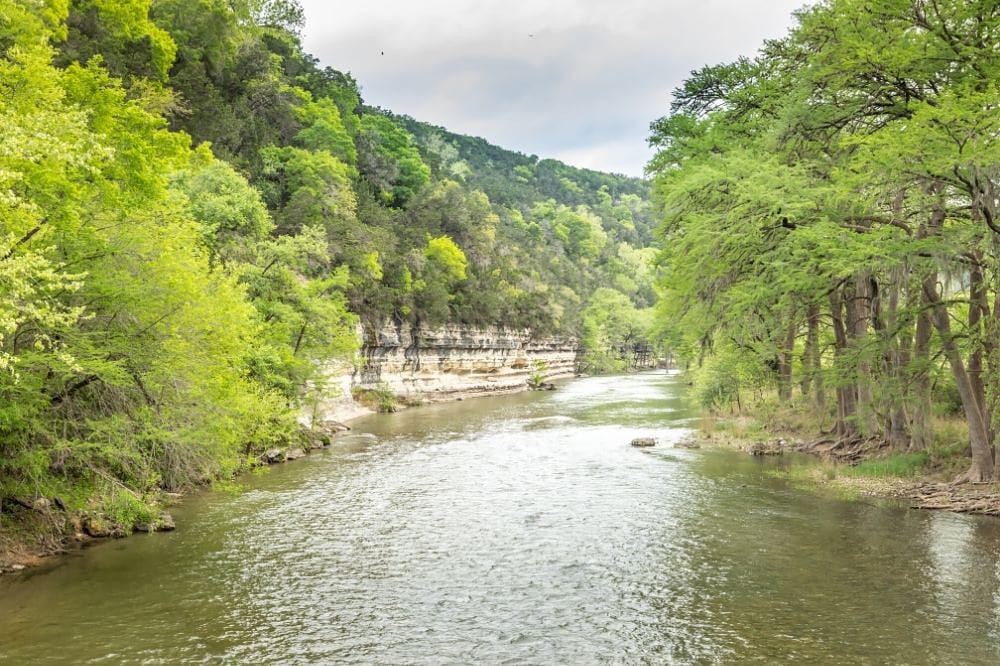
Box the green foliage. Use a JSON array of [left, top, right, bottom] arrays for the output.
[[98, 486, 156, 532], [168, 151, 273, 263], [689, 345, 764, 412], [358, 113, 430, 206], [423, 236, 467, 281], [578, 288, 652, 373], [0, 4, 356, 521], [294, 95, 356, 165], [647, 0, 1000, 478]]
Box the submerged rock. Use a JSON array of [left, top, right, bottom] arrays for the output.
[[630, 437, 657, 448], [674, 438, 701, 449]]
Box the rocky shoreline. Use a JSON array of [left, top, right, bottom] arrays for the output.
[[683, 430, 1000, 519], [0, 417, 358, 577]]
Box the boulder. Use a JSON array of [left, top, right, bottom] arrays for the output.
[[157, 512, 176, 531], [285, 447, 307, 461], [134, 512, 175, 533], [317, 419, 351, 434], [299, 427, 329, 450], [264, 448, 286, 464], [82, 515, 113, 538], [630, 437, 657, 448]]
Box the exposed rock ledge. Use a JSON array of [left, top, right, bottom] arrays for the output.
[[310, 323, 580, 424]]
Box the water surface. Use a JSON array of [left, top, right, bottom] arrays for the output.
[[3, 373, 1000, 664]]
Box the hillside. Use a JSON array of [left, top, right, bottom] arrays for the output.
[[387, 110, 651, 225]]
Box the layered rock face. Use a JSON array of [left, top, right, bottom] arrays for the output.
[[356, 323, 579, 400]]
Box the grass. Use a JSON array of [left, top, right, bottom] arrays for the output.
[[841, 452, 930, 478]]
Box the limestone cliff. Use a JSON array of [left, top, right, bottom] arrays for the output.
[[357, 323, 579, 398], [313, 324, 580, 423]]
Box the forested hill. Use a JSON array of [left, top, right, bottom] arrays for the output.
[[0, 0, 655, 527], [386, 110, 651, 221]]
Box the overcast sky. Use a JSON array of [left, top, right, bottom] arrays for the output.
[[299, 1, 806, 177]]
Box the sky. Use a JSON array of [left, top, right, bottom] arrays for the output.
[[298, 1, 806, 177]]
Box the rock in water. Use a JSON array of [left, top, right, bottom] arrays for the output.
[[135, 511, 176, 533], [157, 512, 176, 531], [630, 437, 657, 448], [285, 447, 307, 461], [264, 448, 286, 464], [317, 419, 351, 434]]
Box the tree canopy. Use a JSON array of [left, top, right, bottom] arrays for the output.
[[648, 0, 1000, 481]]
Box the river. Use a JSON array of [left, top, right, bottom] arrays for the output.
[[2, 372, 1000, 664]]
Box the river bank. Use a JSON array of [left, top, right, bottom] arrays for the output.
[[2, 323, 587, 576], [690, 407, 1000, 518], [0, 351, 581, 577]]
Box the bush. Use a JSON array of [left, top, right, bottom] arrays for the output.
[[352, 382, 397, 413], [527, 360, 548, 388]]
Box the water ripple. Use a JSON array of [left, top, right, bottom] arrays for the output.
[[2, 373, 1000, 664]]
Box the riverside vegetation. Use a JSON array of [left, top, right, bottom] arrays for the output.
[[0, 0, 659, 558], [648, 0, 1000, 501]]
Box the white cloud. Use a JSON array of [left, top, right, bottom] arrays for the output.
[[299, 0, 807, 176]]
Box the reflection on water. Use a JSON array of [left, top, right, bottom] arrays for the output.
[[2, 373, 1000, 664]]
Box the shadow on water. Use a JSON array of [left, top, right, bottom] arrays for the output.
[[1, 371, 1000, 664]]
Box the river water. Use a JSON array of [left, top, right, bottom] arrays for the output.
[[3, 373, 1000, 664]]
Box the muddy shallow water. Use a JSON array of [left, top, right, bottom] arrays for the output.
[[3, 373, 1000, 664]]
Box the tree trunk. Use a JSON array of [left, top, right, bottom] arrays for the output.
[[909, 296, 934, 451], [879, 268, 910, 451], [777, 314, 796, 403], [925, 275, 993, 481], [808, 304, 825, 412], [968, 256, 989, 427], [848, 272, 878, 435], [829, 286, 857, 438]]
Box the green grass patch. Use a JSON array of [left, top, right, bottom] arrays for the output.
[[842, 452, 930, 478]]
